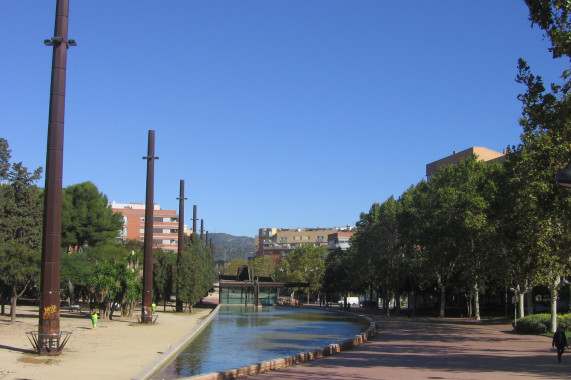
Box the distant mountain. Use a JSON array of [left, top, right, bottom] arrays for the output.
[[209, 233, 255, 262]]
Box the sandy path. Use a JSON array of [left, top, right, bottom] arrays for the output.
[[0, 304, 213, 380]]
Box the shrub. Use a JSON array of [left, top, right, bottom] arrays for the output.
[[514, 313, 571, 334], [558, 314, 571, 331], [514, 314, 550, 334]]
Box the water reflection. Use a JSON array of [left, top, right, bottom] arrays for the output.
[[156, 306, 367, 379]]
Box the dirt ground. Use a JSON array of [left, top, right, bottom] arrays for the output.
[[0, 302, 213, 380]]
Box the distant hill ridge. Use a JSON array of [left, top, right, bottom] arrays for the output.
[[209, 233, 255, 262]]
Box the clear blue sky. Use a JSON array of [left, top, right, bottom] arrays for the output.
[[1, 1, 568, 238]]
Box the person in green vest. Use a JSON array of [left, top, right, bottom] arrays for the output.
[[91, 312, 98, 329], [151, 302, 156, 314]]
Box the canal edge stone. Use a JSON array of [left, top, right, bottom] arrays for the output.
[[133, 305, 221, 380]]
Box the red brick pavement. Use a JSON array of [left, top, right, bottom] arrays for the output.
[[247, 314, 570, 379]]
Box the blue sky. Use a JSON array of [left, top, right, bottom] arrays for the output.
[[2, 1, 568, 238]]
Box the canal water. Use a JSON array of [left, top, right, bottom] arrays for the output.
[[155, 306, 369, 379]]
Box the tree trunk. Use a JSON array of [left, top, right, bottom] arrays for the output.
[[550, 275, 560, 333], [307, 292, 310, 304], [526, 292, 533, 316], [437, 274, 445, 318], [473, 282, 480, 321], [10, 291, 17, 324], [10, 281, 31, 324], [466, 294, 472, 317], [518, 293, 525, 319], [384, 295, 390, 317], [67, 280, 75, 305]]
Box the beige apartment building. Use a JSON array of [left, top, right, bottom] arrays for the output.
[[257, 226, 354, 260], [426, 147, 506, 178], [110, 202, 181, 252]]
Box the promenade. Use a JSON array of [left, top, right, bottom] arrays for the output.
[[248, 314, 570, 380]]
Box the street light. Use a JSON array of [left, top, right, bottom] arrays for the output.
[[555, 166, 571, 312]]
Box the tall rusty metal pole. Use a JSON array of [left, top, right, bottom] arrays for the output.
[[176, 180, 186, 312], [205, 231, 209, 247], [142, 130, 158, 323], [36, 0, 74, 356], [200, 219, 204, 241], [192, 205, 197, 235]]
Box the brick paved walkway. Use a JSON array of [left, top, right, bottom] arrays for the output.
[[247, 315, 570, 379]]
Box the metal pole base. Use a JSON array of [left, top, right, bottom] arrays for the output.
[[26, 331, 72, 356]]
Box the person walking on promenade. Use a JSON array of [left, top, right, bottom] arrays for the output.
[[552, 326, 568, 363]]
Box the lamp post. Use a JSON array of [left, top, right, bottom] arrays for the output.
[[29, 0, 75, 355], [176, 180, 187, 312], [556, 166, 571, 311], [142, 130, 158, 323]]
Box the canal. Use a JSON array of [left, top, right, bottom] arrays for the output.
[[154, 306, 369, 379]]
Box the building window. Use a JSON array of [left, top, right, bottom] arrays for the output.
[[316, 236, 324, 242], [280, 237, 287, 242]]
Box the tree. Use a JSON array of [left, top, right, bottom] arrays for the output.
[[277, 245, 327, 303], [176, 235, 215, 313], [224, 258, 248, 276], [61, 181, 123, 249], [154, 249, 176, 311], [0, 139, 43, 323], [86, 261, 122, 319], [352, 197, 411, 315], [322, 248, 353, 304], [251, 255, 276, 277], [0, 138, 11, 179], [502, 0, 571, 331]]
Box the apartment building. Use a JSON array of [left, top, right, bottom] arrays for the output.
[[257, 226, 354, 260], [110, 202, 180, 252], [426, 147, 506, 178], [326, 232, 354, 251]]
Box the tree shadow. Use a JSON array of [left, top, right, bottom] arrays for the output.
[[0, 344, 35, 354]]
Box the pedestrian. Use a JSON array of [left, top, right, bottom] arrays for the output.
[[552, 326, 568, 363], [152, 302, 156, 314], [91, 312, 98, 329]]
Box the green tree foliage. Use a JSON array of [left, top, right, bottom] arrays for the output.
[[251, 255, 276, 277], [276, 245, 327, 303], [176, 234, 215, 312], [86, 261, 122, 318], [351, 197, 409, 315], [61, 242, 143, 319], [322, 248, 353, 303], [224, 258, 248, 276], [497, 0, 571, 331], [154, 249, 176, 311], [0, 138, 43, 323], [61, 181, 123, 248]]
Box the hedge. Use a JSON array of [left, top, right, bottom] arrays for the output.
[[514, 313, 571, 334]]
